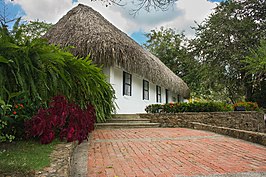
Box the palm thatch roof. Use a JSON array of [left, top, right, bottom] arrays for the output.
[[44, 4, 190, 98]]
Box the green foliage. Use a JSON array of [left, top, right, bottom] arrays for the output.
[[242, 40, 266, 107], [0, 19, 115, 125], [0, 94, 44, 143], [145, 104, 163, 113], [144, 1, 266, 103], [0, 99, 15, 142], [145, 102, 233, 113], [190, 0, 266, 102], [19, 21, 53, 41], [145, 27, 187, 73], [244, 40, 266, 76]]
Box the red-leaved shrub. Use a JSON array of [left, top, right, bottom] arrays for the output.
[[25, 96, 95, 144]]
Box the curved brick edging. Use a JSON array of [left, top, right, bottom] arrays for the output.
[[35, 142, 77, 177], [139, 112, 266, 145]]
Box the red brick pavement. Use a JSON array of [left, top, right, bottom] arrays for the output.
[[87, 128, 266, 177]]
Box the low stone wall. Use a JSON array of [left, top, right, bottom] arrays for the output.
[[139, 112, 266, 146], [139, 112, 266, 133], [191, 122, 266, 146]]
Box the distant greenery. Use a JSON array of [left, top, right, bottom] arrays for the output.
[[190, 0, 266, 103], [0, 139, 59, 174], [145, 0, 266, 106], [144, 28, 203, 96], [243, 40, 266, 107], [19, 21, 53, 40]]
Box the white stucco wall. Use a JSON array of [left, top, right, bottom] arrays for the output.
[[103, 66, 183, 114]]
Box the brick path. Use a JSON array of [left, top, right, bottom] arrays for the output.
[[87, 128, 266, 177]]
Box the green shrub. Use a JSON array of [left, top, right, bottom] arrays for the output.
[[0, 94, 44, 142], [0, 99, 15, 142], [145, 102, 233, 113], [145, 104, 163, 113]]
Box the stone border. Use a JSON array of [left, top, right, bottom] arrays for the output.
[[35, 142, 77, 177], [70, 135, 92, 177], [190, 122, 266, 146], [139, 112, 266, 146], [139, 112, 266, 133]]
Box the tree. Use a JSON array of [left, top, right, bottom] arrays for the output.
[[190, 0, 266, 102], [243, 40, 266, 107], [244, 40, 266, 82], [144, 27, 204, 97], [19, 21, 52, 40]]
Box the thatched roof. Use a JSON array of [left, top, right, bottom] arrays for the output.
[[44, 4, 190, 98]]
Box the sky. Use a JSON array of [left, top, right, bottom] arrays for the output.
[[1, 0, 224, 45]]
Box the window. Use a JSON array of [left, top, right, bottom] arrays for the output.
[[156, 86, 161, 103], [143, 80, 149, 100], [123, 71, 132, 96], [165, 89, 169, 103]]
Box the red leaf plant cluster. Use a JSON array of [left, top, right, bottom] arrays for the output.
[[25, 96, 95, 144]]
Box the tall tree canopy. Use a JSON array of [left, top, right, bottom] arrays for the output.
[[144, 28, 204, 97], [243, 40, 266, 107], [190, 0, 266, 102]]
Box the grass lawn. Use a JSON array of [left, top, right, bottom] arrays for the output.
[[0, 139, 59, 175]]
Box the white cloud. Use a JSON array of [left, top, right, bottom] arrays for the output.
[[159, 0, 217, 38], [11, 0, 73, 23], [77, 0, 218, 37], [177, 0, 216, 23], [10, 0, 219, 37]]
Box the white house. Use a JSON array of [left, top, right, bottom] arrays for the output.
[[45, 4, 190, 114]]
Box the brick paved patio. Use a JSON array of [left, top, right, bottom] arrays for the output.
[[87, 128, 266, 177]]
